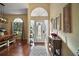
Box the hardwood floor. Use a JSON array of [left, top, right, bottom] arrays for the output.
[[0, 40, 30, 56]]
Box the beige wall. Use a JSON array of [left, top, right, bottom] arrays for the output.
[[50, 3, 79, 55], [4, 14, 28, 40]]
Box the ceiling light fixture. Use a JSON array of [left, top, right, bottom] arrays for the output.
[[0, 3, 7, 23]]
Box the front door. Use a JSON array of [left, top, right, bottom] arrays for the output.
[[30, 20, 48, 43]]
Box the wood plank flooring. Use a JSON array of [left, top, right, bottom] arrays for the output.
[[0, 40, 30, 56]]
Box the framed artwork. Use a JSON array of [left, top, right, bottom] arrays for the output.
[[63, 3, 72, 33], [55, 17, 57, 29], [51, 14, 61, 31], [51, 18, 54, 31], [57, 13, 61, 30], [51, 17, 57, 30]]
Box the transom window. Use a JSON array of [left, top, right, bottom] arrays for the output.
[[31, 7, 48, 16]]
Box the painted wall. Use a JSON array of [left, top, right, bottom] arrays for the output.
[[50, 3, 79, 55], [4, 14, 28, 41]]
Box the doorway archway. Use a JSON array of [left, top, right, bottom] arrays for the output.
[[12, 17, 23, 40], [30, 7, 48, 43]]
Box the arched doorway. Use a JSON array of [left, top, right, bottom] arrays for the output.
[[12, 17, 23, 41], [30, 7, 48, 44]]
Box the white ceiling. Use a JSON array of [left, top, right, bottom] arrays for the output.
[[3, 3, 28, 14]]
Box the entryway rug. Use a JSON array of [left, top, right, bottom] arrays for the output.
[[29, 46, 48, 56]]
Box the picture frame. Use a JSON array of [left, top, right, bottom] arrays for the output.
[[51, 17, 57, 30], [63, 3, 72, 33], [51, 14, 61, 31], [57, 13, 61, 30]]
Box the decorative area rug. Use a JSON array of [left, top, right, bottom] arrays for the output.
[[29, 46, 48, 56]]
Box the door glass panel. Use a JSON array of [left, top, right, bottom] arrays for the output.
[[30, 20, 48, 42]]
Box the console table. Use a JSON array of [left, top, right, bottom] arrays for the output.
[[48, 35, 62, 56]]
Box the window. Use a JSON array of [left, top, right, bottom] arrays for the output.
[[31, 7, 48, 16]]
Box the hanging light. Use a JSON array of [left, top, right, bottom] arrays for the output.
[[0, 3, 7, 23]]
